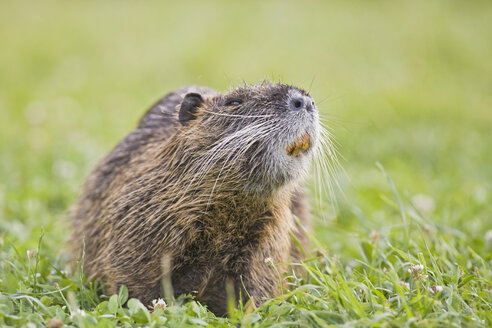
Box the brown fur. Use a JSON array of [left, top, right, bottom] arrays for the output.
[[71, 83, 316, 316]]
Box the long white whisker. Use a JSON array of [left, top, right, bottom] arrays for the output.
[[202, 110, 274, 118]]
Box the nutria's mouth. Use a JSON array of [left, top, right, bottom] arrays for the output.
[[286, 132, 310, 157]]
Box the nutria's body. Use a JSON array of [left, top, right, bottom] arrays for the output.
[[71, 83, 319, 315]]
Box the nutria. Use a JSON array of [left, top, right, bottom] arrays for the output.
[[71, 82, 322, 316]]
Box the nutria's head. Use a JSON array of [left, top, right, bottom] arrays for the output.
[[172, 82, 320, 197]]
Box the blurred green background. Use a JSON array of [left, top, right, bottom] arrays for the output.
[[1, 0, 491, 256]]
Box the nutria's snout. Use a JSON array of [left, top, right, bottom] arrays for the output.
[[288, 95, 314, 113], [283, 88, 318, 157]]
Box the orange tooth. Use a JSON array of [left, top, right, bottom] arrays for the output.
[[286, 132, 310, 155], [300, 133, 308, 150], [296, 138, 302, 149], [302, 134, 310, 150]]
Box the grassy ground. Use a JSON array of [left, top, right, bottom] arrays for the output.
[[1, 0, 491, 327]]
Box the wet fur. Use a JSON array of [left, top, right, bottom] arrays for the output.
[[71, 83, 316, 316]]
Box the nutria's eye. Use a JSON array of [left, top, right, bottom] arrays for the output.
[[224, 98, 243, 106]]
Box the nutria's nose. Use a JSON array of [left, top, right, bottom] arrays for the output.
[[288, 96, 314, 112]]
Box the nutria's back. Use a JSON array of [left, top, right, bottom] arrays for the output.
[[71, 82, 319, 316]]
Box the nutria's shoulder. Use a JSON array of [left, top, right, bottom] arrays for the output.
[[74, 86, 217, 208]]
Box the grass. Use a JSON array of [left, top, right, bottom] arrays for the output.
[[0, 0, 491, 327]]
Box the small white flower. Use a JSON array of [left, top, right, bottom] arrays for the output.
[[369, 230, 380, 243], [151, 298, 167, 311], [408, 264, 428, 281], [408, 264, 424, 274], [430, 285, 443, 293], [70, 309, 87, 319], [264, 257, 273, 264], [27, 250, 35, 260]]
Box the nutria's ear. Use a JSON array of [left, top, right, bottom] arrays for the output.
[[179, 93, 204, 125]]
